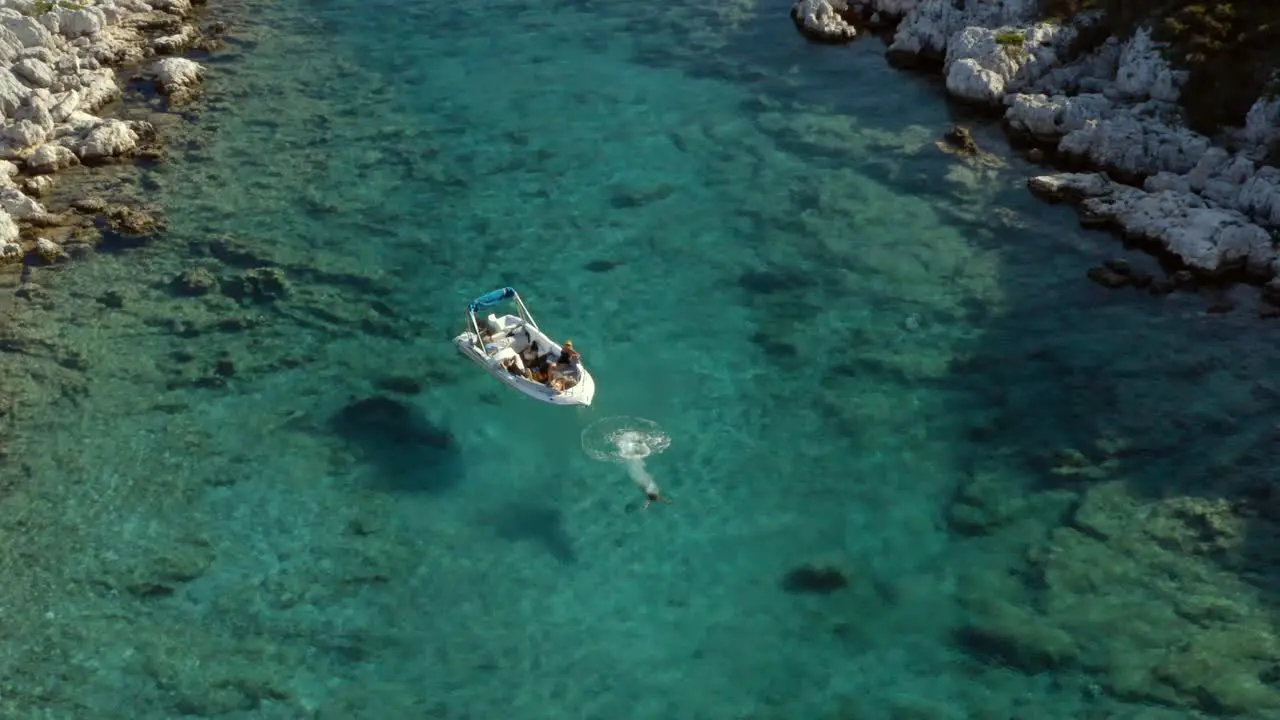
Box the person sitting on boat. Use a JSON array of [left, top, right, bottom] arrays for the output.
[[493, 347, 529, 378], [557, 340, 581, 367], [522, 340, 542, 366], [516, 342, 544, 381], [549, 340, 582, 391]]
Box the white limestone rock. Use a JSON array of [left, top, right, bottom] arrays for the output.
[[1144, 171, 1191, 195], [19, 90, 56, 130], [1235, 168, 1280, 228], [76, 67, 121, 112], [2, 14, 56, 51], [35, 236, 65, 262], [21, 174, 53, 196], [791, 0, 857, 43], [1183, 148, 1280, 228], [946, 56, 1005, 105], [75, 118, 139, 162], [888, 0, 1039, 61], [0, 66, 30, 116], [2, 118, 45, 151], [13, 56, 53, 88], [1027, 35, 1123, 96], [0, 159, 20, 184], [36, 11, 58, 37], [1027, 172, 1115, 204], [865, 0, 921, 17], [149, 0, 195, 16], [81, 25, 150, 66], [55, 109, 101, 138], [18, 44, 57, 65], [153, 23, 199, 54], [1058, 112, 1210, 178], [945, 27, 1020, 105], [97, 4, 132, 26], [150, 56, 203, 98], [25, 142, 77, 174], [58, 8, 108, 39], [0, 26, 26, 65], [0, 207, 19, 246], [1113, 27, 1185, 103], [0, 185, 44, 219], [866, 0, 1280, 257], [1088, 190, 1276, 274], [1242, 97, 1280, 159], [944, 23, 1077, 105], [1004, 93, 1114, 142], [48, 89, 81, 122], [1186, 147, 1230, 193], [1029, 172, 1277, 275], [0, 0, 203, 191]]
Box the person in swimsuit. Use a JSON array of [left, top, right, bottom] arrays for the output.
[[557, 340, 581, 366], [549, 340, 582, 391]]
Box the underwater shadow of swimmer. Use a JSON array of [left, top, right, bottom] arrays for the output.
[[329, 395, 463, 493]]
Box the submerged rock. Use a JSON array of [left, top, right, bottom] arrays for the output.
[[173, 267, 218, 296], [32, 237, 66, 264], [1083, 260, 1155, 292], [780, 562, 849, 594], [20, 174, 53, 196], [954, 609, 1077, 674], [75, 118, 144, 164], [223, 267, 289, 303], [103, 204, 165, 235], [942, 125, 979, 155], [26, 143, 78, 174]]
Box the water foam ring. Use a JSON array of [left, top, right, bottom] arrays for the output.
[[581, 416, 671, 463]]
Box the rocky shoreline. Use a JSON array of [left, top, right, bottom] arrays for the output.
[[0, 0, 217, 291], [792, 0, 1280, 305]]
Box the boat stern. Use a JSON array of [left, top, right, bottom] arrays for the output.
[[565, 370, 596, 407]]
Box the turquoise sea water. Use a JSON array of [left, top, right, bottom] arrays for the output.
[[2, 0, 1280, 718]]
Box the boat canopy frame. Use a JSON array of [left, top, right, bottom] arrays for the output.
[[463, 286, 540, 348]]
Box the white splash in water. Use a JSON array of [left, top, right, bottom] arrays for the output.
[[581, 417, 673, 507]]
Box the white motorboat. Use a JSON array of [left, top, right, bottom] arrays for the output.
[[453, 286, 596, 407]]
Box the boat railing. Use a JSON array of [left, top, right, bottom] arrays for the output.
[[513, 292, 539, 330], [466, 311, 484, 351]]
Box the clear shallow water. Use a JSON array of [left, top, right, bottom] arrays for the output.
[[1, 0, 1279, 718]]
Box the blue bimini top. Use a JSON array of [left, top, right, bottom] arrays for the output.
[[468, 287, 517, 313]]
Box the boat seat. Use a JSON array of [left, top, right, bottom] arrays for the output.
[[484, 336, 514, 354], [493, 346, 526, 372]]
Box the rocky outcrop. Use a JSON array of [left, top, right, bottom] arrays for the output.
[[883, 0, 1029, 62], [1030, 172, 1275, 277], [790, 1, 1280, 286], [0, 0, 212, 265], [942, 23, 1076, 105], [150, 55, 203, 102], [790, 0, 858, 44]]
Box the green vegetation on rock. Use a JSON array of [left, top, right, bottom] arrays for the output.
[[1040, 0, 1280, 135], [994, 30, 1026, 47]]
